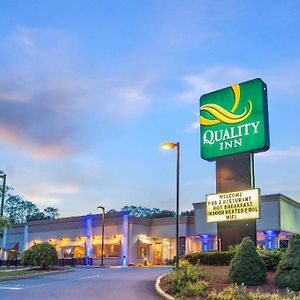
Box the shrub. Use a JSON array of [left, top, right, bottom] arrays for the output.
[[208, 284, 300, 300], [258, 248, 285, 271], [229, 237, 266, 285], [179, 280, 211, 298], [168, 263, 204, 293], [275, 235, 300, 291], [184, 251, 235, 266], [208, 284, 250, 300], [167, 262, 208, 297], [22, 242, 58, 270]]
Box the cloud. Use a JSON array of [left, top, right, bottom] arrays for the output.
[[0, 27, 151, 159], [256, 147, 300, 161], [180, 66, 256, 103], [23, 183, 81, 206], [180, 61, 300, 105], [186, 119, 200, 132]]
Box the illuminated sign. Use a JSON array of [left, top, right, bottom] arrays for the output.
[[200, 78, 269, 161], [206, 189, 260, 223]]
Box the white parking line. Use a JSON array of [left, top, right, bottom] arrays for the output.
[[0, 274, 102, 290], [0, 287, 24, 290]]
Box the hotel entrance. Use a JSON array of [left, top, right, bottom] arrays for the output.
[[154, 242, 162, 265]]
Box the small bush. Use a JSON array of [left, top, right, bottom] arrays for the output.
[[167, 262, 208, 297], [208, 284, 300, 300], [184, 251, 235, 266], [179, 280, 211, 298], [168, 263, 204, 293], [229, 237, 266, 285], [208, 284, 250, 300], [275, 235, 300, 291], [22, 242, 58, 270], [258, 248, 285, 271]]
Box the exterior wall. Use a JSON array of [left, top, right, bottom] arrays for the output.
[[128, 218, 151, 265], [3, 213, 128, 266], [280, 195, 300, 234], [193, 202, 217, 235], [257, 195, 280, 231], [150, 216, 194, 238]]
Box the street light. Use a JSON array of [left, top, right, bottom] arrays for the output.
[[97, 205, 105, 266], [0, 174, 6, 218], [161, 142, 180, 268]]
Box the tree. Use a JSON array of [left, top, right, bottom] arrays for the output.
[[121, 205, 176, 218], [0, 216, 11, 233], [151, 210, 176, 218], [22, 242, 58, 270], [275, 234, 300, 291], [229, 237, 266, 285], [43, 207, 59, 219], [4, 196, 59, 223], [181, 210, 194, 216]]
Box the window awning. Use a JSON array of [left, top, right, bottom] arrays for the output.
[[92, 238, 121, 246], [60, 240, 86, 247], [137, 235, 152, 245], [2, 242, 19, 251]]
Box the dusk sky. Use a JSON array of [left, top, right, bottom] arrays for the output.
[[1, 1, 300, 217]]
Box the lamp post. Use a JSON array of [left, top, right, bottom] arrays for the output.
[[161, 142, 180, 268], [97, 206, 105, 266], [0, 174, 6, 218]]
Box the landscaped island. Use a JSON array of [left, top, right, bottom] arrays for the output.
[[159, 236, 300, 299]]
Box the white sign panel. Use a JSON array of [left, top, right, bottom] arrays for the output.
[[206, 189, 260, 223]]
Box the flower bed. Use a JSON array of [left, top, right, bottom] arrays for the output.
[[160, 265, 300, 300]]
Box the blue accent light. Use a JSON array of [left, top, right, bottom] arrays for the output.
[[266, 230, 275, 235], [203, 243, 208, 252], [122, 256, 127, 266], [267, 240, 272, 250]]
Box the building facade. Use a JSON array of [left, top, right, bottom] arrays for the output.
[[1, 194, 299, 266]]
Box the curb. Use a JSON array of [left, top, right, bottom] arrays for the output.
[[155, 273, 174, 300], [0, 268, 72, 282]]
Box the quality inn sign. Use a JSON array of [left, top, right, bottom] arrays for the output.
[[200, 78, 270, 160]]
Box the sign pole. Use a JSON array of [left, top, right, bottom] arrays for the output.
[[215, 152, 257, 250], [199, 78, 269, 251]]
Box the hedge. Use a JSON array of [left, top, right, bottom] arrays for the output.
[[184, 251, 235, 266]]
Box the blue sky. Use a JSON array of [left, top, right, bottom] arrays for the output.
[[0, 1, 300, 217]]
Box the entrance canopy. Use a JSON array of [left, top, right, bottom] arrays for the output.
[[92, 237, 121, 246], [137, 235, 152, 245], [2, 242, 19, 251], [60, 240, 85, 247]]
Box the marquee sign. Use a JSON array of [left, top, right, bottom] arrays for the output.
[[206, 189, 260, 223], [200, 78, 270, 161]]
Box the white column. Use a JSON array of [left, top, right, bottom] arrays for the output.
[[1, 228, 8, 260], [122, 214, 129, 266], [23, 225, 28, 252]]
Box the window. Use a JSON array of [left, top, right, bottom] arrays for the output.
[[63, 246, 85, 258], [95, 244, 121, 258], [138, 243, 148, 258]]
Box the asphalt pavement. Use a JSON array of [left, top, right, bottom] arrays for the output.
[[0, 266, 171, 300]]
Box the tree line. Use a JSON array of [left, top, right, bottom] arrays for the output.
[[109, 205, 194, 218], [0, 171, 59, 224]]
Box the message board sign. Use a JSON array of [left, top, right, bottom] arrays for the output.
[[206, 189, 260, 223], [200, 78, 269, 161]]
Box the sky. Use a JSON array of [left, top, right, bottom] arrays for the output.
[[0, 1, 300, 217]]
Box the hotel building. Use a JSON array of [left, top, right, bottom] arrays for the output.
[[1, 194, 299, 266]]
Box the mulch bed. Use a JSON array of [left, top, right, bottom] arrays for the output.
[[159, 266, 287, 299]]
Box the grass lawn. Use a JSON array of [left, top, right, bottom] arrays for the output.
[[0, 267, 68, 279], [0, 269, 41, 278]]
